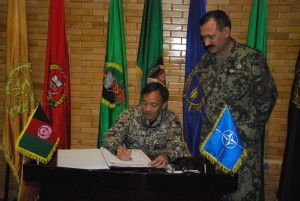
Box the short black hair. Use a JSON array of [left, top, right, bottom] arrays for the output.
[[200, 10, 231, 31], [141, 82, 169, 103]]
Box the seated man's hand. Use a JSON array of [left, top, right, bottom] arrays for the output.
[[149, 154, 169, 168], [116, 146, 132, 161]]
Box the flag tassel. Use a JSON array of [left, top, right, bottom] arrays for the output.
[[201, 145, 247, 175], [16, 139, 59, 164]]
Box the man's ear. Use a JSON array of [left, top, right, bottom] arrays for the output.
[[223, 26, 230, 37], [162, 102, 168, 110]]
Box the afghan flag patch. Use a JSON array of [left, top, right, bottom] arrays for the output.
[[16, 103, 59, 164]]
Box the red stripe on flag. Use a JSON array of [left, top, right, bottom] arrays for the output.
[[26, 118, 59, 144]]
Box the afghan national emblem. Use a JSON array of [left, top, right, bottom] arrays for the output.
[[38, 125, 52, 140]]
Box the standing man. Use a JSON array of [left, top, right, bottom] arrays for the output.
[[196, 10, 277, 200], [102, 82, 184, 168]]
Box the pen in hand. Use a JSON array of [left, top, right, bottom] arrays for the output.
[[122, 144, 132, 161]]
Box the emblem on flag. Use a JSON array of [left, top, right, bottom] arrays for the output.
[[146, 58, 165, 85], [16, 104, 60, 164], [102, 70, 126, 106], [47, 64, 67, 107], [200, 105, 247, 174]]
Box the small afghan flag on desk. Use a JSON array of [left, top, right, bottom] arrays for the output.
[[200, 105, 247, 174], [16, 104, 60, 164]]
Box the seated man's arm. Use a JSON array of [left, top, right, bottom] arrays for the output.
[[150, 113, 184, 168], [164, 114, 184, 161], [101, 109, 130, 154]]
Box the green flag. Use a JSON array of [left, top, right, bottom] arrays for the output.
[[246, 1, 268, 200], [136, 0, 165, 93], [98, 0, 128, 147], [246, 0, 268, 58]]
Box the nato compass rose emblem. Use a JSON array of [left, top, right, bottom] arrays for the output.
[[221, 129, 241, 149]]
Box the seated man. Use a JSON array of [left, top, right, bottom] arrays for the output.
[[102, 82, 184, 168]]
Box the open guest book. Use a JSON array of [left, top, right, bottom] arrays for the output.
[[57, 147, 152, 170]]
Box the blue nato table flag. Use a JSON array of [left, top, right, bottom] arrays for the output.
[[200, 105, 247, 173]]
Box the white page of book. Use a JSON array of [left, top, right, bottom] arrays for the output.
[[100, 147, 152, 168], [57, 149, 109, 170]]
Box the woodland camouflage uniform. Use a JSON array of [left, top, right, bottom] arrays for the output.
[[199, 39, 278, 201]]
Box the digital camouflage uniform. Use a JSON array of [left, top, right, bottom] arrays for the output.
[[102, 106, 184, 162], [198, 39, 278, 201]]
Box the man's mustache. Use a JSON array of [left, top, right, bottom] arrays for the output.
[[206, 44, 215, 49]]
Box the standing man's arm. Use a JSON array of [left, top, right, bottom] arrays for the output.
[[249, 53, 278, 126]]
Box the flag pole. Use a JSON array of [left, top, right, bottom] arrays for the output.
[[203, 158, 207, 174], [4, 163, 10, 201]]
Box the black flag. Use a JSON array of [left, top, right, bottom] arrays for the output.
[[277, 50, 300, 201]]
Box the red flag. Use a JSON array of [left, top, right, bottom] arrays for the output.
[[43, 0, 70, 149]]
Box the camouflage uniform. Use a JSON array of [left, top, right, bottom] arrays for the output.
[[198, 39, 278, 201], [102, 106, 184, 162]]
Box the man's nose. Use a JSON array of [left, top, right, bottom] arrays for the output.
[[146, 105, 151, 112], [203, 38, 211, 47]]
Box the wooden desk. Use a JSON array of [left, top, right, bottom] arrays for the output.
[[23, 157, 238, 201]]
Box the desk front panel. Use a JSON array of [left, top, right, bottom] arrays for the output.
[[23, 158, 238, 201]]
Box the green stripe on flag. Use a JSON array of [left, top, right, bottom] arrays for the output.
[[18, 132, 55, 158]]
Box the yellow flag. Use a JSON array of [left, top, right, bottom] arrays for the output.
[[3, 0, 37, 200]]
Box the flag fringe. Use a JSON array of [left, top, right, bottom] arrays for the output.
[[16, 139, 59, 164], [199, 105, 247, 174], [200, 146, 247, 175]]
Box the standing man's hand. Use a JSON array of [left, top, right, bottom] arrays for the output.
[[149, 154, 169, 168]]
